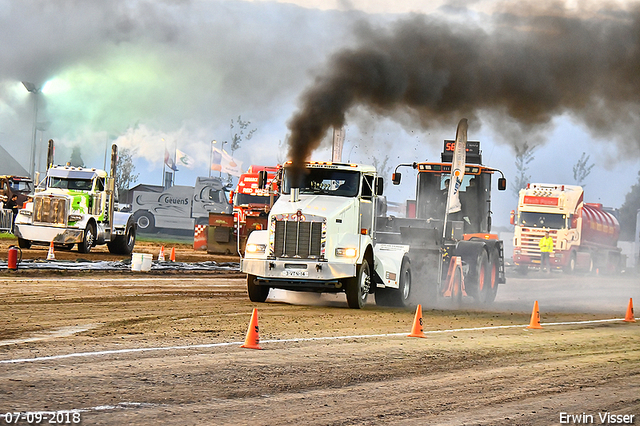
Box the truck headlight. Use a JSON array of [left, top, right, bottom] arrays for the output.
[[68, 214, 83, 222], [19, 209, 31, 216], [245, 243, 266, 254], [335, 247, 357, 258]]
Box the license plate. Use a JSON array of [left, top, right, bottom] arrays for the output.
[[282, 269, 308, 277]]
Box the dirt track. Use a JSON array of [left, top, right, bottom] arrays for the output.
[[0, 237, 639, 425]]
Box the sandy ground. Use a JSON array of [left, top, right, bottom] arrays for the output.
[[0, 237, 639, 425]]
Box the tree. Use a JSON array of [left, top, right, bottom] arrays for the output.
[[115, 148, 139, 195], [512, 141, 537, 198], [572, 152, 595, 187], [69, 146, 84, 167], [371, 154, 391, 191], [228, 115, 257, 155], [618, 170, 640, 241]]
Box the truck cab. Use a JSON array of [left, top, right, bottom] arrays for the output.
[[0, 175, 34, 207], [242, 161, 407, 309], [14, 144, 136, 254]]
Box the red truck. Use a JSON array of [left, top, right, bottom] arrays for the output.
[[512, 183, 623, 274], [207, 165, 279, 253], [231, 165, 279, 228]]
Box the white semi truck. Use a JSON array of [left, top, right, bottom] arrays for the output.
[[131, 176, 232, 233], [14, 144, 136, 254], [242, 120, 507, 309], [242, 161, 411, 309]]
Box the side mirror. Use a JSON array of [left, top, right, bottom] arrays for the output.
[[498, 177, 507, 191], [229, 190, 234, 205], [257, 170, 268, 189], [392, 172, 401, 185], [375, 177, 384, 196], [510, 209, 515, 225]]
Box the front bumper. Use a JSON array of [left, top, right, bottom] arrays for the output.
[[513, 252, 567, 268], [14, 223, 84, 244], [241, 258, 356, 285]]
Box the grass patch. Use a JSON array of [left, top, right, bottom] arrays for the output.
[[0, 232, 17, 241]]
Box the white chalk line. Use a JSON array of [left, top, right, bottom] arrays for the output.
[[2, 277, 243, 283], [0, 318, 626, 365]]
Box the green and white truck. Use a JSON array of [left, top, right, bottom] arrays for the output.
[[14, 144, 136, 254]]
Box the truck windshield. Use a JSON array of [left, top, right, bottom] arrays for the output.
[[282, 168, 360, 197], [9, 180, 33, 193], [49, 177, 93, 191], [518, 211, 567, 229], [235, 193, 271, 206]]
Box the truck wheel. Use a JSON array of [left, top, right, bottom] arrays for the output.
[[247, 274, 269, 303], [134, 211, 155, 233], [479, 249, 499, 305], [397, 259, 412, 307], [346, 259, 371, 309], [468, 250, 488, 303], [17, 238, 31, 249], [78, 222, 96, 253], [107, 221, 136, 255], [375, 259, 411, 307], [564, 252, 576, 274]]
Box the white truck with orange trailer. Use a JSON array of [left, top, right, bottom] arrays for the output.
[[511, 183, 623, 273]]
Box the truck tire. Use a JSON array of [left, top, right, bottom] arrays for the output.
[[564, 252, 576, 274], [17, 238, 31, 249], [78, 222, 96, 253], [479, 248, 499, 305], [133, 211, 155, 233], [464, 249, 488, 303], [107, 220, 136, 255], [345, 259, 371, 309], [376, 258, 412, 308], [247, 274, 269, 303]]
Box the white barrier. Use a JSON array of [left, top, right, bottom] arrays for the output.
[[0, 209, 13, 233]]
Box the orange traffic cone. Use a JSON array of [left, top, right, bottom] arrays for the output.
[[158, 246, 165, 261], [46, 242, 55, 260], [240, 308, 263, 349], [170, 247, 176, 262], [527, 300, 543, 329], [624, 298, 635, 323], [408, 304, 426, 338]]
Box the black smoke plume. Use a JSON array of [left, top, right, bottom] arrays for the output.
[[286, 3, 640, 181]]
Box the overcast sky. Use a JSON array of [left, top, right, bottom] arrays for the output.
[[1, 0, 639, 227]]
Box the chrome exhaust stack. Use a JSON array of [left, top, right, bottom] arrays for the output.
[[290, 188, 300, 202]]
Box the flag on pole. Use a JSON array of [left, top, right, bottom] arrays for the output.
[[211, 147, 243, 176], [211, 148, 222, 172], [447, 119, 467, 214], [164, 148, 177, 171], [176, 148, 195, 169]]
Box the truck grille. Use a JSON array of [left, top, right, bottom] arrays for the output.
[[518, 231, 556, 257], [273, 220, 323, 259], [34, 196, 68, 225]]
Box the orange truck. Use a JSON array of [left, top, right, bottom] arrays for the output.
[[511, 183, 623, 274]]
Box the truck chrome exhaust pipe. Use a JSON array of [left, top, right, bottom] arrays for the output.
[[290, 188, 300, 202]]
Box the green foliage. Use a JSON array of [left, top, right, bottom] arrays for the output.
[[619, 170, 640, 241], [512, 141, 537, 198], [115, 148, 139, 193], [572, 152, 595, 187]]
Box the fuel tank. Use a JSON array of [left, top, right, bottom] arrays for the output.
[[580, 203, 619, 247]]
